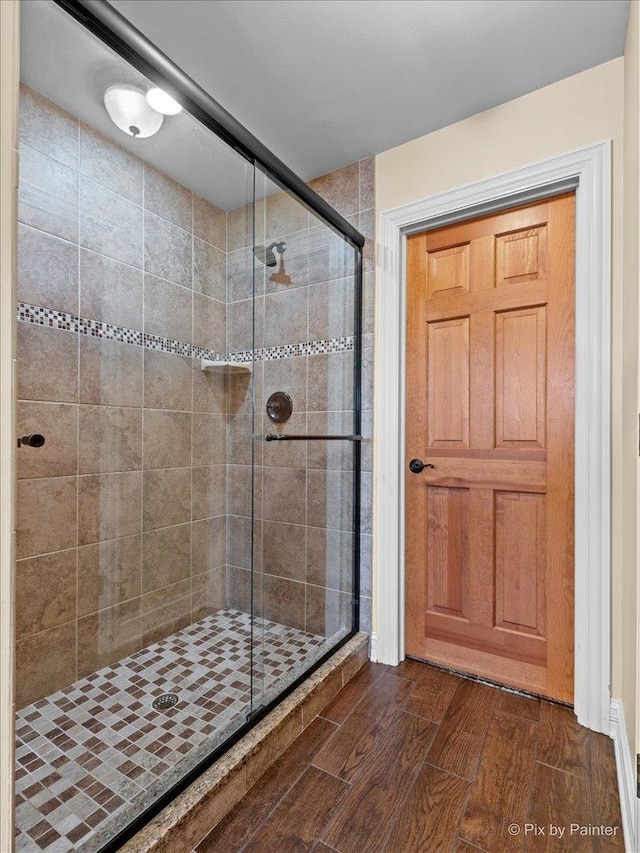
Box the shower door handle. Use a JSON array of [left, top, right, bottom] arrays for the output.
[[264, 434, 362, 442]]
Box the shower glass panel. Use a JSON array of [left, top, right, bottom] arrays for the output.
[[247, 171, 359, 713], [14, 1, 361, 850], [15, 2, 256, 850]]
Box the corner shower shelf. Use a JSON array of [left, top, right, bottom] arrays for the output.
[[200, 358, 251, 374]]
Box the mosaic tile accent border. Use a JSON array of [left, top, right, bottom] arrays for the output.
[[14, 608, 340, 853], [17, 303, 223, 361], [17, 302, 355, 364], [227, 336, 354, 363]]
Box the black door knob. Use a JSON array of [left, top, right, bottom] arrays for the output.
[[18, 434, 45, 448], [409, 458, 435, 473]]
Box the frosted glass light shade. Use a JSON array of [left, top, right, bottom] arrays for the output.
[[146, 87, 182, 116], [103, 84, 163, 138]]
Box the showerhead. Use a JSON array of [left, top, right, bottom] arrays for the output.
[[253, 241, 287, 268], [253, 244, 276, 267]]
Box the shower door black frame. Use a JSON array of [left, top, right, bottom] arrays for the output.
[[46, 1, 365, 850]]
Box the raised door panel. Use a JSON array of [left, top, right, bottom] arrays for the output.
[[495, 491, 546, 637], [427, 243, 470, 298], [426, 486, 469, 619], [427, 317, 470, 447], [496, 225, 547, 286], [495, 307, 546, 449]]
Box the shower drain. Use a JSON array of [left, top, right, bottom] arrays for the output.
[[152, 693, 179, 711]]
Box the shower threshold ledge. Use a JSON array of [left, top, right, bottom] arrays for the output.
[[122, 631, 369, 853]]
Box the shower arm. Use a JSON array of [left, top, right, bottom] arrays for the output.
[[264, 434, 362, 442]]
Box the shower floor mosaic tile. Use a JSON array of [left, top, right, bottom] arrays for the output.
[[14, 608, 330, 852]]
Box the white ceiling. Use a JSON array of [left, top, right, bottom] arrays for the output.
[[21, 0, 629, 211], [109, 0, 630, 175]]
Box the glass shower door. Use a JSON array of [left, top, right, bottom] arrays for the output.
[[248, 169, 360, 713], [14, 3, 260, 849], [14, 1, 363, 848]]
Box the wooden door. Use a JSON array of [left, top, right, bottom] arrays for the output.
[[405, 194, 575, 703]]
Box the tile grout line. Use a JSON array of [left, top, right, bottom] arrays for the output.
[[189, 187, 195, 626], [74, 115, 81, 688], [533, 758, 592, 781], [140, 165, 147, 655]]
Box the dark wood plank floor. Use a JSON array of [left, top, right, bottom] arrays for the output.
[[195, 660, 624, 853]]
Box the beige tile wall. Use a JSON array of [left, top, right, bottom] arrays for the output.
[[14, 84, 374, 708], [15, 86, 230, 708]]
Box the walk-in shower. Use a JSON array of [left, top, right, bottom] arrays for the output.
[[13, 1, 365, 850]]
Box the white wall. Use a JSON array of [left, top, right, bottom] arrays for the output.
[[622, 0, 640, 769]]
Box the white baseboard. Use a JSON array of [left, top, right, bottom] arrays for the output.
[[610, 699, 637, 852], [369, 632, 378, 662]]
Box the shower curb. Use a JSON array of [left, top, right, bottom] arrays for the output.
[[120, 632, 370, 853]]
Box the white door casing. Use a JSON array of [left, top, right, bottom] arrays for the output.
[[372, 141, 611, 734]]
